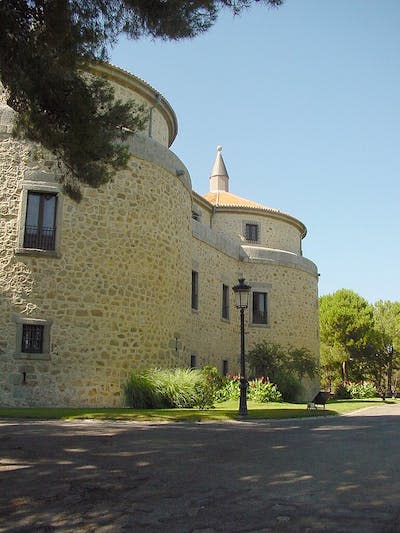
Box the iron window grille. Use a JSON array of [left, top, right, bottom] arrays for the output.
[[21, 324, 44, 353], [245, 223, 259, 242]]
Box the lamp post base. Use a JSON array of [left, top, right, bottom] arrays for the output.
[[239, 377, 248, 416]]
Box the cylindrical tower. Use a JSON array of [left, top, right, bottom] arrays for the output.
[[0, 64, 192, 406]]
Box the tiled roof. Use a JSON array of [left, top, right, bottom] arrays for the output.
[[203, 191, 281, 212]]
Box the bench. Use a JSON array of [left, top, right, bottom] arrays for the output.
[[307, 391, 330, 410]]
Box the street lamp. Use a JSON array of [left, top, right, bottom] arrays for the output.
[[232, 277, 251, 416], [386, 344, 394, 396]]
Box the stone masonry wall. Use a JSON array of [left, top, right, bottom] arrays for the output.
[[0, 131, 192, 406], [191, 224, 319, 400], [211, 211, 302, 254]]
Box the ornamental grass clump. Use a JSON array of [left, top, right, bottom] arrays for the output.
[[124, 367, 217, 409]]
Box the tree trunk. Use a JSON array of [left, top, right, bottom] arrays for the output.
[[342, 360, 349, 383]]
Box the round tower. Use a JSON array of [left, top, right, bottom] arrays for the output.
[[0, 64, 192, 406]]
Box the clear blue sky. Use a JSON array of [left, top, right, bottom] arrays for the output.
[[111, 0, 400, 304]]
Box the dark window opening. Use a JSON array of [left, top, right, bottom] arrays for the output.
[[222, 359, 229, 376], [191, 270, 199, 310], [192, 211, 200, 221], [24, 192, 57, 250], [22, 324, 44, 353], [252, 292, 268, 324], [222, 284, 229, 319], [245, 223, 259, 242], [190, 354, 197, 368]]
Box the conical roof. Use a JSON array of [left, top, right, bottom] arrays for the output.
[[209, 146, 229, 192]]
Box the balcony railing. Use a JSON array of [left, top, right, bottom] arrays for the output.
[[23, 225, 56, 251]]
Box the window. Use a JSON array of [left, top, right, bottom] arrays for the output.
[[245, 223, 259, 242], [222, 284, 229, 320], [191, 270, 199, 310], [22, 324, 44, 353], [24, 192, 57, 250], [14, 316, 52, 359], [222, 359, 229, 376], [252, 292, 268, 325], [192, 210, 201, 221], [190, 354, 197, 368]]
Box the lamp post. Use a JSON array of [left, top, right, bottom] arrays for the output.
[[232, 277, 251, 416], [386, 344, 394, 396]]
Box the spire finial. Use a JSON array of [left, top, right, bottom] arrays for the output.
[[209, 145, 229, 192]]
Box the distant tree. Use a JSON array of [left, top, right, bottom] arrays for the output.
[[372, 300, 400, 393], [0, 0, 283, 199], [319, 289, 375, 383]]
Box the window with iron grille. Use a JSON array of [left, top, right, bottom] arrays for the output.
[[245, 223, 259, 242], [252, 291, 268, 325], [21, 324, 44, 353], [191, 270, 199, 310], [24, 192, 57, 250], [222, 284, 229, 320]]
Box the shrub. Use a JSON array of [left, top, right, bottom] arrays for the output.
[[346, 382, 377, 399], [125, 368, 216, 409], [247, 341, 316, 401], [215, 375, 240, 402], [248, 378, 282, 402], [272, 371, 302, 402], [334, 383, 352, 399], [215, 375, 282, 403]]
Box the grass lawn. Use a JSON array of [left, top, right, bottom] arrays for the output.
[[0, 398, 396, 422]]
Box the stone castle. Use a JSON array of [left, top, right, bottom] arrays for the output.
[[0, 63, 319, 406]]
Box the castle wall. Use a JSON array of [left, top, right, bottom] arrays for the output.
[[210, 211, 303, 254], [191, 219, 319, 401], [0, 64, 320, 407], [0, 131, 192, 406]]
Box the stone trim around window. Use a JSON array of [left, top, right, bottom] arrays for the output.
[[15, 182, 63, 258], [13, 316, 52, 360], [242, 220, 261, 244]]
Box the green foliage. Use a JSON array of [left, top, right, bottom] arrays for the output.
[[215, 377, 240, 402], [320, 291, 400, 390], [0, 0, 282, 199], [334, 383, 352, 400], [272, 371, 301, 402], [125, 368, 216, 409], [334, 382, 377, 399], [320, 289, 375, 355], [215, 376, 282, 403], [248, 378, 282, 403], [246, 341, 316, 401], [124, 371, 161, 409], [346, 382, 377, 399]]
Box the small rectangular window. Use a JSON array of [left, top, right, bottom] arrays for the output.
[[245, 223, 259, 242], [24, 192, 57, 250], [190, 354, 197, 368], [252, 292, 268, 324], [22, 324, 44, 353], [222, 284, 229, 320], [192, 210, 201, 221], [222, 359, 229, 376], [191, 270, 199, 310]]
